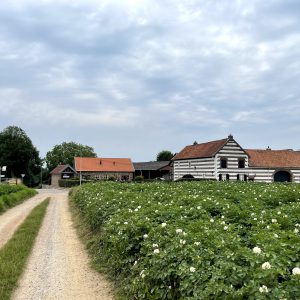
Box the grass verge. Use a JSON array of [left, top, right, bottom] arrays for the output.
[[0, 187, 37, 214], [69, 194, 118, 299], [0, 198, 50, 300]]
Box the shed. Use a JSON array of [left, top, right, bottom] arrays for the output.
[[50, 164, 77, 187]]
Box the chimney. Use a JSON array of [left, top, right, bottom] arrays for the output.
[[228, 134, 233, 140], [193, 141, 198, 145], [266, 146, 271, 150]]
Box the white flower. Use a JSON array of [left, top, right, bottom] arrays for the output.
[[143, 234, 148, 239], [152, 243, 159, 248], [274, 233, 279, 238], [176, 229, 183, 234], [180, 239, 186, 245], [294, 228, 299, 234], [140, 270, 145, 278], [252, 246, 262, 254], [194, 242, 200, 246], [259, 285, 269, 293], [272, 219, 277, 223], [262, 262, 272, 270], [134, 260, 138, 265], [124, 222, 128, 225], [292, 267, 300, 275], [153, 249, 160, 254], [161, 223, 167, 227], [210, 218, 214, 223], [224, 226, 228, 230], [190, 267, 196, 273]]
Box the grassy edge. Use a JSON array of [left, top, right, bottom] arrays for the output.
[[0, 188, 38, 215], [68, 194, 121, 300], [0, 197, 50, 300]]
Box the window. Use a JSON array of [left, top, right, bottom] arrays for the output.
[[226, 174, 230, 181], [237, 174, 240, 181], [221, 158, 227, 168], [238, 159, 245, 168], [219, 174, 222, 181], [244, 174, 248, 181]]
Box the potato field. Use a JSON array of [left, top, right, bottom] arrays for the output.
[[71, 181, 300, 299]]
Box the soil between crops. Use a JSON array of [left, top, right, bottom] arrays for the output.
[[12, 189, 113, 300]]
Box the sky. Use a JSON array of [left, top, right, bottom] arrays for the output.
[[1, 0, 300, 161]]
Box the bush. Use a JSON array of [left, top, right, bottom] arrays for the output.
[[108, 176, 116, 181], [58, 179, 81, 187], [134, 175, 144, 182]]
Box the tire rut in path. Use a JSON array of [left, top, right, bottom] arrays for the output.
[[12, 191, 113, 300], [0, 192, 50, 249]]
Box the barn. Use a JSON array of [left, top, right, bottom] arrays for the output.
[[74, 157, 135, 181], [172, 135, 300, 183]]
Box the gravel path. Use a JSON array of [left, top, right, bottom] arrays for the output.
[[12, 190, 113, 300], [0, 191, 50, 249]]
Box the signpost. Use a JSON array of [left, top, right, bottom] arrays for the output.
[[0, 166, 7, 184]]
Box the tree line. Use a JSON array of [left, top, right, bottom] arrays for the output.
[[0, 125, 174, 186]]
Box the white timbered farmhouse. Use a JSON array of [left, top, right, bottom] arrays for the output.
[[172, 135, 300, 183]]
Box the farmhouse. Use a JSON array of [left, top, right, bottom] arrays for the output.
[[172, 135, 300, 183], [50, 164, 77, 187], [74, 157, 135, 181]]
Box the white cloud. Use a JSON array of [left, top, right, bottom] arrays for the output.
[[1, 0, 300, 159]]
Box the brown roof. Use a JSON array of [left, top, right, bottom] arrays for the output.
[[246, 149, 300, 168], [50, 165, 71, 175], [172, 138, 227, 160], [74, 157, 135, 172]]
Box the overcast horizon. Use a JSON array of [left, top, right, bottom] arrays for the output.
[[1, 0, 300, 161]]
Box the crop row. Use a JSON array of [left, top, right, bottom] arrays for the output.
[[71, 181, 300, 299]]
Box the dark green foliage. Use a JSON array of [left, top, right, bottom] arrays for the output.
[[59, 179, 81, 187], [0, 198, 49, 300], [156, 150, 174, 161], [134, 175, 144, 182], [0, 126, 41, 186], [45, 141, 97, 172]]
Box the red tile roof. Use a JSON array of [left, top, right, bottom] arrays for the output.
[[246, 149, 300, 168], [172, 138, 227, 160], [74, 157, 135, 172], [50, 165, 69, 175]]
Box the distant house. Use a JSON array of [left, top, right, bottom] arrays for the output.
[[74, 157, 135, 181], [50, 164, 77, 187], [172, 135, 300, 183], [133, 161, 172, 180]]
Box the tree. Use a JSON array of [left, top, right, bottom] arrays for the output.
[[156, 150, 174, 161], [0, 126, 41, 185], [45, 142, 97, 172]]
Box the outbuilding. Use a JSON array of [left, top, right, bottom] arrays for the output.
[[50, 164, 77, 187]]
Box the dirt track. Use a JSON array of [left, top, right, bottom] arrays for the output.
[[12, 189, 113, 300], [0, 191, 49, 249]]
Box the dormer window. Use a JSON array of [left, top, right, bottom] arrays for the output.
[[220, 158, 227, 168], [238, 159, 245, 169]]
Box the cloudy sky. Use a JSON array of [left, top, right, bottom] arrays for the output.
[[1, 0, 300, 161]]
